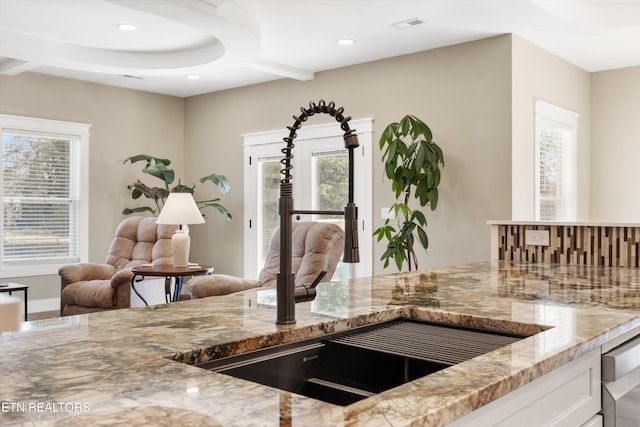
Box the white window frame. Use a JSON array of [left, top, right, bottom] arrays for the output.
[[0, 114, 90, 278], [534, 100, 579, 221], [243, 118, 373, 280]]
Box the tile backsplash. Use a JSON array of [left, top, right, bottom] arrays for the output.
[[497, 224, 640, 268]]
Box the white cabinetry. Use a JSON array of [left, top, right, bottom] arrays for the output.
[[448, 349, 601, 426]]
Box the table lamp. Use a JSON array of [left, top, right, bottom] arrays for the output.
[[156, 192, 205, 267]]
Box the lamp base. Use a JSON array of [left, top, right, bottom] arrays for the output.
[[171, 229, 190, 268]]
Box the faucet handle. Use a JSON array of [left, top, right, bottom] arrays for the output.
[[309, 270, 327, 288], [293, 270, 327, 303]]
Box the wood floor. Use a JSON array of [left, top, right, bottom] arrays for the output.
[[28, 310, 60, 321]]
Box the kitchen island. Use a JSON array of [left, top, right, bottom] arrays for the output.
[[2, 261, 640, 426]]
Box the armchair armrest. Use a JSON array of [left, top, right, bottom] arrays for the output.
[[58, 263, 116, 286], [187, 274, 261, 298], [110, 268, 135, 289], [110, 261, 158, 290]]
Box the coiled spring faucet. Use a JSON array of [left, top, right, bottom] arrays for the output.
[[277, 100, 360, 325]]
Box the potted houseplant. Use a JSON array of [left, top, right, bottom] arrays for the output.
[[373, 115, 444, 271], [122, 154, 232, 220]]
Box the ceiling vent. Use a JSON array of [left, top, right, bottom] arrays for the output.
[[391, 18, 424, 30]]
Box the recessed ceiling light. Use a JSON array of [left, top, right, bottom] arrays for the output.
[[117, 24, 137, 31], [391, 18, 424, 30], [186, 75, 201, 80], [337, 38, 355, 46]]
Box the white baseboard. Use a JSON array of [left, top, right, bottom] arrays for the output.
[[29, 297, 60, 313]]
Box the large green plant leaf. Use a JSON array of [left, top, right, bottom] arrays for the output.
[[411, 210, 427, 226], [200, 174, 230, 195], [199, 201, 232, 221], [379, 122, 398, 149], [123, 154, 171, 166], [428, 189, 439, 210], [170, 181, 195, 194], [417, 226, 429, 250], [127, 181, 168, 201], [123, 155, 175, 185], [400, 115, 411, 137], [143, 159, 175, 185], [122, 206, 156, 215], [415, 143, 426, 172]]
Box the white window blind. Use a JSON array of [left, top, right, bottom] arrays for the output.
[[534, 101, 579, 221], [1, 115, 89, 277]]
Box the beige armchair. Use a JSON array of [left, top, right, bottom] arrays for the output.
[[58, 217, 176, 316], [187, 221, 345, 298]]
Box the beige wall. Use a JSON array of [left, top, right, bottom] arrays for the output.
[[2, 35, 637, 307], [0, 34, 524, 303], [511, 36, 591, 221], [185, 35, 513, 277], [0, 73, 184, 302], [590, 66, 640, 222]]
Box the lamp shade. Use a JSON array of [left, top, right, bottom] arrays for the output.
[[156, 193, 205, 225]]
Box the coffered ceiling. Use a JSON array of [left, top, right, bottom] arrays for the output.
[[1, 0, 639, 97]]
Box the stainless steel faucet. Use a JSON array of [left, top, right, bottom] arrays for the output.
[[276, 100, 360, 325]]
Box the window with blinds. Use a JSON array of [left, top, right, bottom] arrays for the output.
[[1, 115, 89, 277], [534, 101, 579, 221]]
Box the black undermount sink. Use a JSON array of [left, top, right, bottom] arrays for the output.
[[197, 319, 528, 406]]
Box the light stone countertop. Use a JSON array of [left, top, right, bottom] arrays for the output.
[[2, 261, 640, 426]]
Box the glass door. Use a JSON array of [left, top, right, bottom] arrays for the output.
[[298, 145, 351, 281], [244, 118, 372, 281], [258, 155, 281, 268]]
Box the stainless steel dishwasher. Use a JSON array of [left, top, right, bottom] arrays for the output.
[[602, 334, 640, 426]]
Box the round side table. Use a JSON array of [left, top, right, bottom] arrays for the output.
[[130, 264, 213, 305]]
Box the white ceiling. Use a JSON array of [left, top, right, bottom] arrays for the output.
[[1, 0, 639, 97]]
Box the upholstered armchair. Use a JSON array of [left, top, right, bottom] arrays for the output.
[[187, 221, 344, 298], [58, 217, 177, 316]]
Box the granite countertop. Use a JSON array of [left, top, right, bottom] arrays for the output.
[[2, 261, 640, 426], [487, 220, 640, 227]]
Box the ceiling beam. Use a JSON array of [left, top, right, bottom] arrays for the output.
[[0, 58, 40, 76], [248, 58, 314, 81]]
